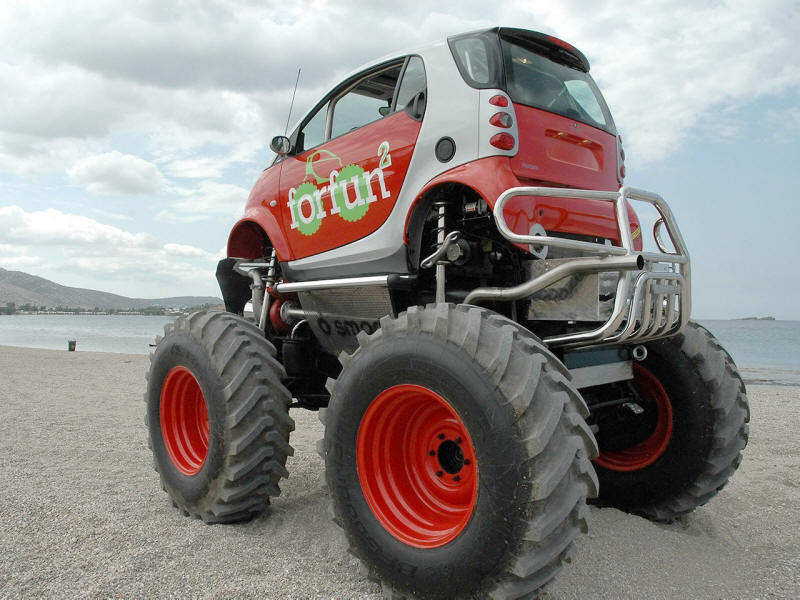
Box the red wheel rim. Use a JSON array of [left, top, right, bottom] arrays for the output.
[[595, 363, 673, 471], [160, 366, 210, 476], [356, 384, 478, 548]]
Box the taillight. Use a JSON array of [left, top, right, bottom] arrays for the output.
[[617, 134, 626, 183], [489, 112, 513, 128], [490, 133, 515, 150], [484, 92, 516, 154]]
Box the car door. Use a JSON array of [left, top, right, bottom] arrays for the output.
[[279, 56, 426, 260]]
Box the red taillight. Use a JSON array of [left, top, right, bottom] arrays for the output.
[[620, 165, 626, 179], [490, 133, 515, 150], [489, 95, 508, 107], [489, 112, 513, 128], [547, 35, 577, 54]]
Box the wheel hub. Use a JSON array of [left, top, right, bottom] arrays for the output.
[[437, 439, 465, 474], [356, 384, 478, 548], [160, 366, 210, 476], [594, 363, 673, 472]]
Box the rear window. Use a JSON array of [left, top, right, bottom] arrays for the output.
[[501, 38, 615, 133]]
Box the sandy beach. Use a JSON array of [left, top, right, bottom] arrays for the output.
[[0, 344, 797, 599]]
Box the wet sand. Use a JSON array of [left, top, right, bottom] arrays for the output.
[[0, 345, 797, 599]]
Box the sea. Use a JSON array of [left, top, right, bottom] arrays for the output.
[[0, 314, 797, 386], [0, 314, 174, 356]]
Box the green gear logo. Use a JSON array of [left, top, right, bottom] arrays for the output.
[[334, 164, 371, 223], [294, 182, 324, 236], [305, 149, 342, 184]]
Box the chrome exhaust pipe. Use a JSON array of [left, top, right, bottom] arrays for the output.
[[464, 254, 644, 305]]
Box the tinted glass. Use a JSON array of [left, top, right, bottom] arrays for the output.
[[300, 102, 328, 152], [502, 40, 614, 132], [452, 38, 490, 84], [395, 56, 426, 109], [330, 64, 402, 139]]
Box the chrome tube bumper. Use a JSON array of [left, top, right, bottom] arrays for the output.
[[464, 186, 691, 348]]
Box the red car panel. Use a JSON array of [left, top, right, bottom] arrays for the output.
[[414, 156, 639, 249], [509, 104, 619, 191], [278, 111, 422, 260]]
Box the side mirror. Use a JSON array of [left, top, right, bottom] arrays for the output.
[[270, 135, 291, 156]]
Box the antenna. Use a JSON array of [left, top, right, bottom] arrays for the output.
[[284, 68, 301, 136]]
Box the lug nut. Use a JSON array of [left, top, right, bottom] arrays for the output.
[[438, 433, 445, 440], [464, 459, 471, 465], [429, 450, 436, 456], [455, 437, 462, 444], [436, 471, 443, 477], [454, 475, 461, 482]]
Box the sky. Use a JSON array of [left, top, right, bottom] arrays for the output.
[[0, 0, 798, 319]]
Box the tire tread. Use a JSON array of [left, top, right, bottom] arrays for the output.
[[321, 304, 597, 600], [145, 310, 293, 524], [634, 321, 749, 520]]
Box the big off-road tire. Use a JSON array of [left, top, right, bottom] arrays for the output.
[[592, 321, 750, 521], [320, 304, 598, 599], [145, 310, 294, 523]]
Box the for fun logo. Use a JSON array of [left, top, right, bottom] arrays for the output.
[[288, 142, 393, 236]]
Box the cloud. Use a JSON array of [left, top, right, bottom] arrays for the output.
[[0, 205, 221, 296], [0, 244, 42, 269], [515, 0, 800, 165], [68, 151, 163, 195], [1, 0, 796, 179], [165, 157, 227, 180], [157, 181, 249, 223], [0, 1, 487, 175], [164, 243, 218, 258], [0, 254, 43, 269]]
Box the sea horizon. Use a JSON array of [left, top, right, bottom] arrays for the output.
[[1, 313, 797, 386]]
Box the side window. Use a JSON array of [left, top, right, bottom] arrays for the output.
[[298, 101, 328, 153], [330, 63, 402, 139], [452, 38, 490, 84], [395, 56, 426, 110]]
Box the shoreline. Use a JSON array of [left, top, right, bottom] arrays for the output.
[[3, 343, 799, 387], [0, 344, 798, 599]]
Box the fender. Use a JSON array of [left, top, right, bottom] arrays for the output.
[[405, 156, 518, 242], [227, 164, 292, 261], [406, 156, 641, 250]]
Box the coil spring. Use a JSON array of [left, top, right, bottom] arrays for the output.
[[427, 201, 448, 253]]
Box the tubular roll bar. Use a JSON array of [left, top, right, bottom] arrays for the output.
[[465, 186, 691, 348]]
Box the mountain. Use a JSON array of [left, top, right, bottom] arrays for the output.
[[0, 268, 222, 310]]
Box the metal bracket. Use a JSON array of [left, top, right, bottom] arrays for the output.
[[421, 231, 461, 269]]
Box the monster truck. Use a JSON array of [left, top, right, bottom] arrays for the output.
[[145, 27, 749, 599]]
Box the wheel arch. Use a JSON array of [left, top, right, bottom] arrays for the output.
[[404, 181, 487, 272], [403, 156, 520, 271], [227, 219, 272, 259]]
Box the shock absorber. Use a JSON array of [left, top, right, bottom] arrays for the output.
[[435, 201, 446, 303], [258, 249, 278, 332]]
